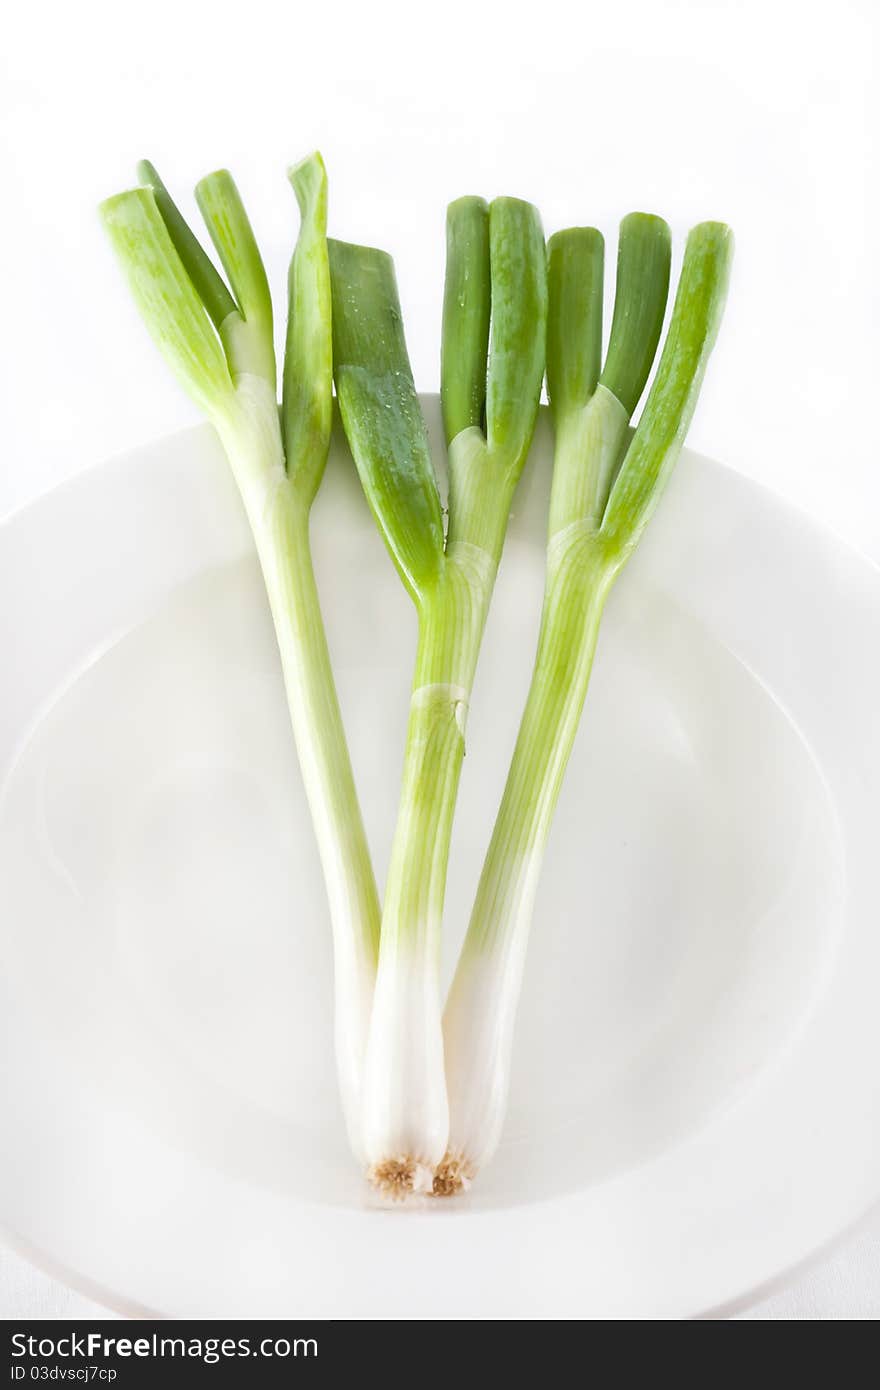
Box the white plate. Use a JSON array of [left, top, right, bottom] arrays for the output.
[[2, 400, 879, 1320]]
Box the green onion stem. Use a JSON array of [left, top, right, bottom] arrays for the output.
[[440, 218, 733, 1188], [102, 155, 380, 1157], [330, 197, 547, 1195]]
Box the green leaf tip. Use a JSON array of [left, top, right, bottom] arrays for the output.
[[599, 212, 672, 418], [675, 221, 734, 355], [135, 159, 161, 188], [547, 226, 605, 420], [448, 194, 489, 219], [288, 151, 328, 216], [440, 192, 547, 471], [99, 184, 232, 417], [133, 159, 237, 332], [484, 196, 548, 474], [328, 238, 407, 373], [600, 217, 733, 559], [282, 150, 332, 502], [328, 237, 444, 604], [194, 168, 274, 379], [441, 195, 491, 444]]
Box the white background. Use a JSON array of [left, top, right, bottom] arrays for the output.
[[2, 0, 878, 1319]]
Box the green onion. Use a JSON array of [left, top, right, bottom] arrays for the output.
[[439, 218, 733, 1191], [101, 155, 381, 1157], [329, 196, 547, 1195], [103, 158, 733, 1199]]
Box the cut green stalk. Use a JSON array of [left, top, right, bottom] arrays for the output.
[[282, 154, 334, 502], [441, 196, 491, 441], [440, 218, 732, 1190], [136, 159, 238, 334], [330, 197, 547, 1196], [101, 155, 380, 1156]]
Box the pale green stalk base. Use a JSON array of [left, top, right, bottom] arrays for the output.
[[360, 529, 498, 1192], [382, 546, 497, 960], [549, 386, 630, 536], [465, 549, 611, 958], [438, 388, 630, 1190], [440, 543, 611, 1186], [360, 428, 523, 1194]]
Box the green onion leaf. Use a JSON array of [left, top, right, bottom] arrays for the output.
[[599, 212, 671, 416], [100, 186, 233, 418], [195, 169, 274, 348], [136, 160, 237, 332], [484, 197, 548, 475], [328, 238, 444, 604], [601, 221, 733, 557], [281, 153, 333, 499], [441, 196, 491, 444], [546, 227, 604, 420]]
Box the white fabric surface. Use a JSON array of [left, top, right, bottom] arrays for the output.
[[2, 0, 878, 1321]]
